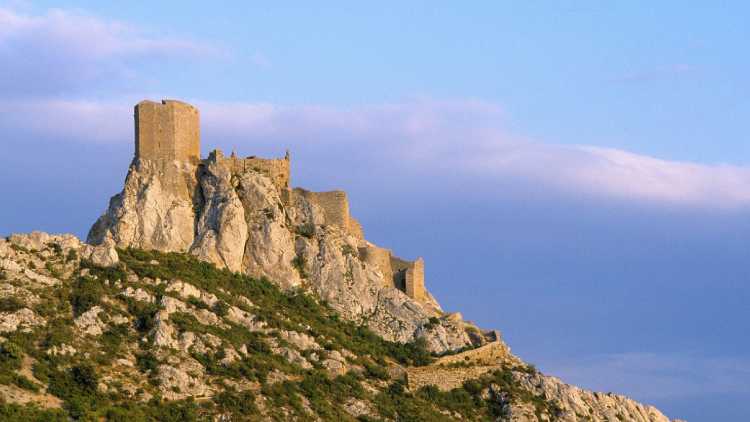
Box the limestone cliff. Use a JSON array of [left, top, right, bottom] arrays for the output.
[[89, 149, 477, 354]]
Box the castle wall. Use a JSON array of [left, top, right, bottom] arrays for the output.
[[391, 256, 426, 303], [294, 189, 362, 239], [135, 100, 200, 163], [348, 217, 364, 240], [359, 245, 393, 287], [207, 150, 291, 192], [405, 257, 426, 303]]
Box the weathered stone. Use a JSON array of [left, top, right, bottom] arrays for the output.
[[81, 239, 119, 267], [0, 308, 45, 332], [74, 306, 106, 336], [157, 360, 210, 400]]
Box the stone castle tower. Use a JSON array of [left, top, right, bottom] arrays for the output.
[[135, 100, 200, 163]]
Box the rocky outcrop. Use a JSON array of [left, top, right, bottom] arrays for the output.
[[407, 342, 677, 422], [501, 372, 675, 422], [190, 159, 248, 273], [88, 159, 199, 252], [88, 154, 483, 353]]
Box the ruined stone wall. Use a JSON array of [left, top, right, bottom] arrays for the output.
[[390, 256, 426, 303], [390, 256, 410, 292], [135, 100, 200, 163], [405, 257, 426, 303], [294, 189, 363, 239], [406, 341, 515, 391], [242, 156, 290, 191], [359, 245, 393, 287], [348, 217, 364, 240], [207, 150, 290, 192]]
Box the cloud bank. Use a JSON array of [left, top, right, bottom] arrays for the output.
[[3, 96, 750, 209], [0, 7, 218, 97], [2, 6, 747, 210]]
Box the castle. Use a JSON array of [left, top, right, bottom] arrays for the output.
[[133, 99, 428, 305]]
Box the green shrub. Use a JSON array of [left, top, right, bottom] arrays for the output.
[[12, 374, 39, 392], [136, 351, 159, 373], [291, 255, 308, 279], [0, 341, 23, 369], [295, 223, 315, 239], [212, 301, 229, 317], [70, 276, 105, 317], [0, 297, 25, 313], [213, 389, 258, 415], [0, 403, 67, 421], [186, 296, 210, 310]]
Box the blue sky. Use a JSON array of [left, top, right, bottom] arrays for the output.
[[1, 2, 749, 420]]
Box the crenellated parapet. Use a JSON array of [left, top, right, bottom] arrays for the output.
[[207, 149, 291, 192]]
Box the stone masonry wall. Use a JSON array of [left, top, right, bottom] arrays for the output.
[[208, 149, 290, 192], [390, 256, 426, 303], [358, 245, 393, 287], [294, 189, 363, 239], [405, 257, 426, 303], [406, 341, 516, 391], [135, 100, 200, 163]]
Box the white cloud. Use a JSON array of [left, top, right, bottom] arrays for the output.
[[0, 7, 220, 96], [4, 96, 750, 209], [543, 352, 750, 400]]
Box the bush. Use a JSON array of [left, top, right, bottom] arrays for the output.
[[0, 341, 23, 368], [213, 389, 258, 415], [295, 223, 315, 239], [0, 403, 67, 421], [212, 301, 229, 317], [12, 374, 39, 392], [0, 297, 24, 313], [291, 255, 308, 279], [70, 276, 105, 317]]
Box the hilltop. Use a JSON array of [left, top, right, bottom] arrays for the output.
[[0, 99, 680, 421]]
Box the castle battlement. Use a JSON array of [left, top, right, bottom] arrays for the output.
[[208, 148, 291, 191], [135, 100, 200, 163]]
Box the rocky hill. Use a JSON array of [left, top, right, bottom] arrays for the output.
[[0, 99, 681, 421]]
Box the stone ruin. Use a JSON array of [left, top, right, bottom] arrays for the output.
[[135, 100, 200, 163], [132, 99, 427, 304]]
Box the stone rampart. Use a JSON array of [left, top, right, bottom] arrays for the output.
[[294, 189, 363, 239], [135, 100, 200, 163], [406, 341, 516, 391], [208, 149, 290, 192], [405, 258, 426, 303], [391, 256, 426, 303], [359, 245, 393, 287]]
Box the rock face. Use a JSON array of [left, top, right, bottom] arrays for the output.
[[90, 152, 476, 352], [88, 102, 483, 353], [88, 159, 199, 253], [505, 373, 675, 422]]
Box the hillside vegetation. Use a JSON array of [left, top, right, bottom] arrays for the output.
[[0, 238, 562, 421]]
